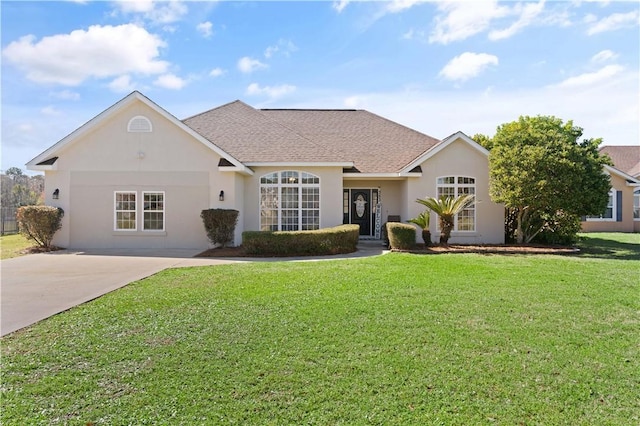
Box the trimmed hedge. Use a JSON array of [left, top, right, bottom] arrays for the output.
[[201, 209, 239, 248], [242, 224, 359, 256], [386, 222, 416, 251], [16, 205, 64, 248]]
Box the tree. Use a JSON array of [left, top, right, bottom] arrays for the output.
[[1, 168, 43, 207], [415, 194, 474, 245], [472, 133, 493, 151], [488, 115, 611, 244], [407, 209, 431, 246]]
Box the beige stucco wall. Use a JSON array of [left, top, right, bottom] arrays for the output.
[[580, 173, 637, 233], [44, 100, 232, 249], [405, 138, 505, 244], [241, 166, 345, 235]]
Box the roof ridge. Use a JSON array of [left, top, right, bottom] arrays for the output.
[[182, 99, 249, 122], [261, 108, 358, 112]]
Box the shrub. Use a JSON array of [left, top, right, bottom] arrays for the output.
[[201, 209, 239, 248], [243, 225, 359, 256], [532, 211, 582, 246], [386, 222, 416, 251], [16, 205, 64, 249]]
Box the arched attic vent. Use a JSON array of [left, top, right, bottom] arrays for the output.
[[127, 115, 152, 133]]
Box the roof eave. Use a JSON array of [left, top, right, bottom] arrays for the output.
[[244, 161, 354, 168]]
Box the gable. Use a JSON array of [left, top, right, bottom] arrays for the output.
[[27, 91, 252, 175]]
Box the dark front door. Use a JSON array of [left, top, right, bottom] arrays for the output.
[[351, 190, 371, 236]]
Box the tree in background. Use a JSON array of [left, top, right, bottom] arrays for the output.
[[1, 167, 43, 207], [486, 116, 611, 244]]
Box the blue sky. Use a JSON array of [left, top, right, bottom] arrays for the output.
[[2, 0, 639, 173]]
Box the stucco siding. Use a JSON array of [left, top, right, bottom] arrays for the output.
[[406, 138, 505, 244]]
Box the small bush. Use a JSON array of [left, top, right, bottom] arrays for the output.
[[387, 222, 416, 251], [533, 211, 582, 246], [201, 209, 239, 248], [16, 205, 64, 249], [243, 225, 359, 256]]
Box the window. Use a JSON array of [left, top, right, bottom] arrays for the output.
[[115, 191, 165, 231], [115, 192, 136, 230], [143, 192, 165, 231], [634, 189, 640, 220], [587, 189, 616, 221], [260, 171, 320, 231], [436, 176, 476, 232]]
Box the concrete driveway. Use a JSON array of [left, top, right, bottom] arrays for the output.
[[1, 249, 242, 336]]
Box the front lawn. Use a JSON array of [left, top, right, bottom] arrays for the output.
[[0, 234, 33, 260], [1, 235, 638, 424]]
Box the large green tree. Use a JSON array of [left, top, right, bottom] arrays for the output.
[[488, 116, 611, 244]]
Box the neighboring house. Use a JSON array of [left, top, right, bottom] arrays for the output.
[[581, 145, 640, 233], [26, 91, 505, 249]]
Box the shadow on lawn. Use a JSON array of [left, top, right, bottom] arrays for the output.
[[574, 236, 640, 261]]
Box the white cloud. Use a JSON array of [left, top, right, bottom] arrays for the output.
[[153, 73, 187, 90], [108, 75, 136, 93], [488, 0, 545, 41], [429, 0, 510, 44], [40, 106, 61, 116], [246, 83, 296, 99], [332, 0, 349, 13], [111, 0, 188, 25], [586, 10, 640, 35], [237, 56, 268, 74], [553, 65, 625, 88], [197, 21, 213, 38], [385, 0, 427, 14], [264, 39, 298, 59], [439, 52, 499, 82], [2, 24, 169, 86], [591, 49, 618, 63], [209, 67, 226, 78], [49, 90, 80, 101]]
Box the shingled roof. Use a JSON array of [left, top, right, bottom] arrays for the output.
[[599, 145, 640, 178], [183, 101, 441, 173]]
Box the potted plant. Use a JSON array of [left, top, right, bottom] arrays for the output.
[[407, 210, 431, 246]]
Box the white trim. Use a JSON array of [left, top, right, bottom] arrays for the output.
[[400, 131, 488, 174], [26, 91, 253, 176], [343, 173, 406, 180], [633, 189, 640, 221], [605, 165, 640, 184], [246, 161, 353, 167], [28, 164, 57, 171]]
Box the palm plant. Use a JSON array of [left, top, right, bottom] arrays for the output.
[[416, 194, 475, 246], [407, 210, 431, 246]]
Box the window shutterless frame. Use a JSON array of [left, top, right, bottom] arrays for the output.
[[114, 191, 137, 231], [142, 191, 165, 231]]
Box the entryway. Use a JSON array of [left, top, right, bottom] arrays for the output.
[[343, 188, 380, 238]]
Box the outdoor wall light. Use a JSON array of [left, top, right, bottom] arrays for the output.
[[219, 190, 225, 201], [52, 188, 60, 200]]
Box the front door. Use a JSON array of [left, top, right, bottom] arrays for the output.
[[351, 190, 370, 236]]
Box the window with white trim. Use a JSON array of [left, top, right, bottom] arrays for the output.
[[587, 189, 615, 221], [633, 189, 639, 220], [115, 192, 137, 230], [436, 176, 476, 232], [143, 192, 165, 231], [260, 171, 320, 231], [114, 191, 165, 231]]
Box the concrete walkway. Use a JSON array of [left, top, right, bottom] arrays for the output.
[[1, 242, 386, 336]]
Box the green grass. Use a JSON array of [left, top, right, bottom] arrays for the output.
[[2, 234, 639, 425], [0, 234, 33, 260], [576, 232, 640, 260]]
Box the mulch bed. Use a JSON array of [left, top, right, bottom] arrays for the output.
[[393, 244, 579, 255], [196, 244, 578, 258]]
